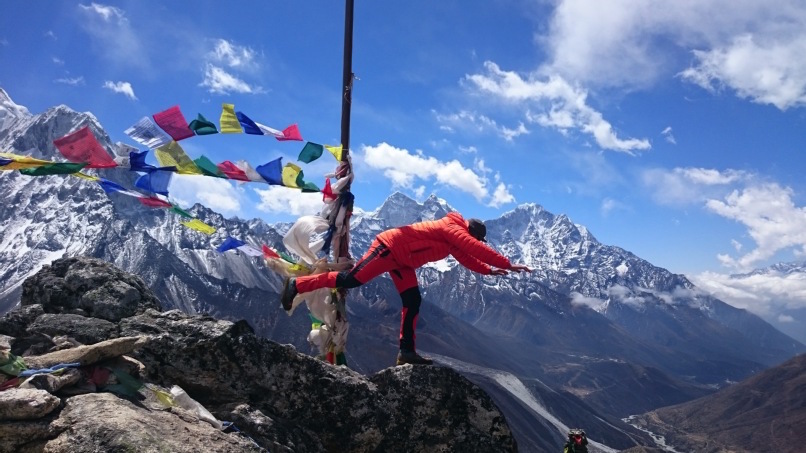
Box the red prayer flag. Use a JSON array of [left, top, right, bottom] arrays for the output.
[[323, 178, 337, 202], [262, 244, 280, 259], [277, 124, 302, 142], [152, 106, 194, 141], [52, 126, 117, 168], [217, 160, 250, 181], [138, 196, 173, 208]]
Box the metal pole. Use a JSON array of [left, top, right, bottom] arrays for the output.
[[340, 0, 354, 160]]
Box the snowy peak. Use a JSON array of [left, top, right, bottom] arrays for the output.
[[0, 87, 32, 131]]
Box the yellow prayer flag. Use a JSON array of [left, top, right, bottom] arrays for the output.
[[0, 152, 50, 170], [324, 144, 343, 161], [154, 141, 202, 175], [180, 219, 217, 235], [72, 172, 99, 181], [219, 103, 243, 134], [282, 163, 302, 188]]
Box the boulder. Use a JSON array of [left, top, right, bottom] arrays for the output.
[[23, 336, 147, 369], [0, 388, 60, 420], [21, 256, 160, 321], [27, 313, 118, 345], [19, 368, 82, 393]]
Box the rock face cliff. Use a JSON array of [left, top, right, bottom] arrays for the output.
[[0, 256, 517, 453]]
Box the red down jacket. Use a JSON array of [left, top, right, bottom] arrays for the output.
[[377, 212, 511, 274]]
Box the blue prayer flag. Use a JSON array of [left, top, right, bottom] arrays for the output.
[[135, 169, 172, 196], [236, 112, 263, 135], [255, 157, 283, 185], [216, 236, 246, 253], [98, 178, 128, 194], [0, 157, 12, 167]]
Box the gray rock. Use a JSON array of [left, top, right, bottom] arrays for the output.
[[0, 388, 60, 420], [27, 313, 118, 345], [23, 336, 147, 369], [0, 417, 63, 453], [21, 256, 161, 321], [43, 393, 262, 453], [19, 368, 82, 393], [0, 304, 44, 339]]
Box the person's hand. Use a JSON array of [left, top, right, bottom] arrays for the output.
[[509, 264, 532, 273], [489, 268, 508, 276]]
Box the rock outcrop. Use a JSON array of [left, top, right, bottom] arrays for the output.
[[0, 256, 517, 452]]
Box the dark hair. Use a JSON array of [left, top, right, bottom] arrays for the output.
[[468, 218, 486, 242]]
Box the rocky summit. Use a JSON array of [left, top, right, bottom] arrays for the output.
[[0, 256, 517, 453]]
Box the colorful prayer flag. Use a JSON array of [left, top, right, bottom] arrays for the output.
[[0, 157, 11, 167], [301, 181, 321, 193], [129, 150, 158, 172], [53, 126, 117, 168], [181, 219, 216, 235], [72, 172, 99, 182], [138, 196, 173, 208], [193, 155, 226, 178], [154, 141, 202, 175], [95, 178, 143, 198], [255, 122, 283, 138], [152, 106, 194, 141], [282, 163, 302, 188], [235, 160, 265, 182], [219, 104, 243, 133], [236, 112, 263, 135], [170, 205, 193, 218], [217, 161, 250, 181], [277, 124, 302, 141], [298, 142, 324, 163], [325, 144, 343, 161], [262, 244, 280, 259], [255, 157, 283, 185], [237, 244, 263, 257], [0, 152, 51, 170], [216, 237, 245, 253], [124, 117, 173, 149], [19, 162, 87, 176], [134, 169, 172, 195], [188, 114, 218, 135]]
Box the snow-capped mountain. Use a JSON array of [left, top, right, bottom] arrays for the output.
[[2, 89, 804, 452]]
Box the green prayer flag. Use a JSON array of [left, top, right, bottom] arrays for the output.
[[188, 114, 218, 135], [298, 142, 324, 164], [19, 162, 87, 176], [301, 181, 320, 193], [193, 155, 226, 178], [0, 352, 26, 376], [170, 206, 193, 218]]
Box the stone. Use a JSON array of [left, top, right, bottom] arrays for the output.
[[0, 388, 60, 420], [23, 336, 147, 369]]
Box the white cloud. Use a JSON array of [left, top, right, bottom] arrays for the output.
[[362, 142, 515, 207], [779, 314, 795, 323], [44, 30, 57, 40], [434, 110, 529, 142], [641, 167, 749, 206], [465, 62, 650, 153], [209, 39, 257, 70], [571, 292, 604, 309], [102, 81, 137, 100], [168, 175, 241, 214], [691, 270, 806, 317], [680, 34, 806, 110], [79, 3, 124, 21], [601, 197, 628, 216], [705, 183, 806, 270], [540, 0, 806, 109], [54, 76, 85, 86], [78, 3, 148, 69], [254, 186, 324, 216], [52, 57, 64, 65], [661, 126, 676, 144], [200, 64, 263, 95]]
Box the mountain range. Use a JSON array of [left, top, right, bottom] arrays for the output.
[[1, 87, 803, 452]]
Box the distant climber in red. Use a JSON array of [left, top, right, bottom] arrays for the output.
[[280, 212, 532, 365]]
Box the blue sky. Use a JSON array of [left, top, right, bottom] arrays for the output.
[[4, 1, 806, 335]]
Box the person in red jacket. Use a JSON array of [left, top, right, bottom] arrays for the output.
[[280, 212, 532, 365]]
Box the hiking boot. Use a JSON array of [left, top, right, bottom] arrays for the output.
[[396, 350, 433, 365], [280, 277, 298, 311]]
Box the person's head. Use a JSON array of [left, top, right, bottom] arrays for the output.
[[467, 218, 487, 242], [568, 429, 586, 446]]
